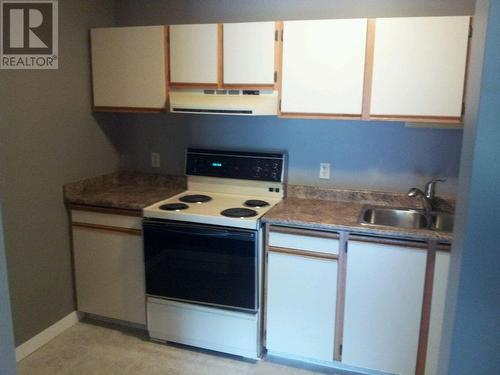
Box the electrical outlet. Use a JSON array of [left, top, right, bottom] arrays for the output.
[[151, 152, 161, 168], [319, 163, 330, 179]]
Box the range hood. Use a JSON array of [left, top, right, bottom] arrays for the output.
[[169, 89, 278, 116]]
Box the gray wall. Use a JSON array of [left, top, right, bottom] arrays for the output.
[[440, 0, 500, 373], [113, 0, 474, 195], [116, 115, 463, 194], [0, 0, 119, 345], [0, 204, 16, 374]]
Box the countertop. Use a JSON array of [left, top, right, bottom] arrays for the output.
[[63, 171, 186, 211], [64, 172, 453, 242], [262, 197, 453, 243]]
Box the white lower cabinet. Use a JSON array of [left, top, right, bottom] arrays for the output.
[[72, 210, 146, 325], [342, 239, 427, 375], [265, 229, 339, 361], [425, 251, 451, 375]]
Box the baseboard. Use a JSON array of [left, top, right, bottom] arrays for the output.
[[15, 311, 83, 362]]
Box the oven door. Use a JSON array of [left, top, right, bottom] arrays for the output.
[[143, 219, 259, 312]]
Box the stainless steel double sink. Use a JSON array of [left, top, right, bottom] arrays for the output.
[[359, 206, 454, 232]]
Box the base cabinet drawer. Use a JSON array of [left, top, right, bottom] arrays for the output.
[[266, 250, 338, 361], [72, 225, 146, 325]]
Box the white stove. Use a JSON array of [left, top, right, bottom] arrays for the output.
[[143, 148, 286, 359]]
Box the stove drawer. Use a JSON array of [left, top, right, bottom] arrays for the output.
[[268, 226, 339, 256]]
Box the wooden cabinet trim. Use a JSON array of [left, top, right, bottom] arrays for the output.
[[333, 231, 348, 361], [163, 26, 170, 101], [93, 106, 166, 113], [268, 245, 339, 261], [218, 23, 224, 89], [169, 83, 219, 89], [274, 21, 282, 92], [279, 113, 362, 120], [361, 19, 376, 120], [222, 84, 276, 90], [269, 225, 340, 240], [72, 222, 142, 236], [415, 240, 437, 375], [369, 114, 462, 124], [349, 234, 428, 249], [263, 223, 270, 347], [68, 204, 142, 217], [276, 21, 284, 115]]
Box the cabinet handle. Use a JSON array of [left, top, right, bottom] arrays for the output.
[[268, 246, 338, 261], [72, 222, 142, 236], [269, 225, 340, 240]]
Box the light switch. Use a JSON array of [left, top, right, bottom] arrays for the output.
[[319, 163, 330, 179], [151, 152, 161, 168]]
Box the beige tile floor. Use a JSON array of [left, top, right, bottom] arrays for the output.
[[17, 319, 358, 375]]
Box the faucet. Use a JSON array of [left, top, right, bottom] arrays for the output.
[[407, 179, 446, 214]]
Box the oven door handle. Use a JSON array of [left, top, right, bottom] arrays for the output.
[[144, 223, 255, 241]]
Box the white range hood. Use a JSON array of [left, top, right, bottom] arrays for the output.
[[169, 89, 278, 116]]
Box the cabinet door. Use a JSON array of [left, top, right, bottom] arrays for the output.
[[342, 240, 427, 375], [91, 26, 167, 110], [73, 226, 146, 325], [223, 22, 276, 86], [425, 251, 450, 375], [266, 251, 337, 361], [169, 24, 219, 85], [370, 16, 470, 118], [281, 19, 367, 115]]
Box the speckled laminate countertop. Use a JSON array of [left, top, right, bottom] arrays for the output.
[[262, 186, 454, 243], [63, 173, 453, 242], [63, 172, 186, 211]]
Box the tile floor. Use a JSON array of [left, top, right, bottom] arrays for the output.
[[17, 319, 357, 375]]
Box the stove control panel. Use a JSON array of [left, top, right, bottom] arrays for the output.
[[186, 149, 286, 182]]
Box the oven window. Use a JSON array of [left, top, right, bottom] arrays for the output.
[[143, 220, 258, 311]]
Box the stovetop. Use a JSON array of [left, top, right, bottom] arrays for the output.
[[143, 190, 281, 230]]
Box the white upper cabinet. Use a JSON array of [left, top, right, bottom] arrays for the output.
[[280, 19, 368, 115], [342, 239, 427, 375], [370, 16, 470, 118], [169, 24, 219, 85], [91, 26, 167, 110], [223, 22, 276, 86]]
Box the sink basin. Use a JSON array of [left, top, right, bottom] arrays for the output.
[[360, 207, 428, 230], [430, 212, 454, 232], [359, 206, 454, 232]]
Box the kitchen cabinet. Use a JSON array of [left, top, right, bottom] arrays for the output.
[[71, 208, 146, 325], [342, 237, 427, 375], [265, 227, 340, 361], [369, 16, 470, 121], [90, 26, 168, 111], [425, 251, 450, 375], [169, 24, 219, 86], [280, 19, 368, 117], [223, 22, 277, 87]]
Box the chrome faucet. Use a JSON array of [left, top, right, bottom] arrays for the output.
[[407, 179, 446, 213]]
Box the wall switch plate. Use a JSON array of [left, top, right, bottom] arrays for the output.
[[319, 163, 330, 179], [151, 152, 161, 168]]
